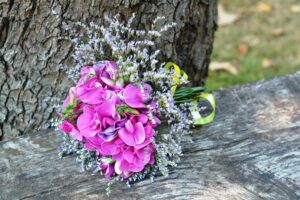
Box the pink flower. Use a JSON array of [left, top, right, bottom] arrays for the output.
[[99, 61, 118, 86], [99, 157, 115, 178], [76, 77, 106, 104], [77, 101, 117, 138], [123, 84, 152, 108], [113, 144, 155, 173], [59, 120, 83, 141], [61, 87, 78, 109], [84, 136, 124, 156], [118, 120, 146, 146], [57, 60, 162, 178], [100, 138, 124, 156], [77, 106, 102, 137], [98, 118, 126, 142], [77, 66, 97, 86], [83, 135, 103, 151]]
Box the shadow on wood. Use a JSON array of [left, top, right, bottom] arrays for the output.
[[1, 72, 300, 200]]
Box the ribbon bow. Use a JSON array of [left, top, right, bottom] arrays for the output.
[[165, 62, 216, 125]]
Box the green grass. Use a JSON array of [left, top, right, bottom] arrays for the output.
[[206, 0, 300, 90]]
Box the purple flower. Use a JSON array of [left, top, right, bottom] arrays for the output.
[[98, 126, 117, 142]]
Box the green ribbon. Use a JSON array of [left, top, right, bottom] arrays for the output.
[[165, 62, 216, 125], [189, 93, 216, 125], [165, 62, 188, 95]]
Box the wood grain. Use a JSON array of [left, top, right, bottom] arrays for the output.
[[1, 72, 300, 200]]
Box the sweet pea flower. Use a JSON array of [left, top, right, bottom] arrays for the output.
[[77, 106, 102, 137], [128, 114, 148, 125], [123, 84, 152, 108], [99, 61, 118, 86], [57, 60, 163, 180], [83, 134, 104, 151], [100, 138, 125, 156], [99, 157, 115, 178], [104, 90, 121, 105], [99, 126, 118, 142], [61, 87, 78, 110], [98, 118, 126, 142], [118, 120, 146, 147], [59, 120, 83, 141], [76, 66, 97, 86], [113, 144, 155, 173], [96, 61, 125, 90], [76, 77, 105, 104], [77, 101, 117, 138], [85, 135, 125, 157]]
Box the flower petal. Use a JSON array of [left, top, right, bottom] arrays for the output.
[[114, 160, 122, 175], [80, 127, 99, 137], [101, 140, 120, 155], [125, 120, 134, 133], [138, 114, 148, 125], [59, 121, 72, 133], [77, 113, 92, 131], [104, 164, 115, 178], [119, 159, 130, 171], [76, 78, 105, 104], [118, 128, 135, 146], [96, 101, 116, 117], [133, 122, 146, 145], [123, 84, 145, 108], [99, 126, 117, 142], [123, 147, 135, 163]]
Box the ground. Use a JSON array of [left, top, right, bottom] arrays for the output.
[[206, 0, 300, 90]]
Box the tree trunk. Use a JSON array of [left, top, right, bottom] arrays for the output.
[[1, 72, 300, 199], [0, 0, 218, 140]]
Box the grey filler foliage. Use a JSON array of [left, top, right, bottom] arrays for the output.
[[0, 0, 218, 140]]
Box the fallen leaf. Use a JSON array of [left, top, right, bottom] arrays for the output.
[[209, 62, 239, 75], [262, 58, 273, 68], [237, 44, 248, 55], [291, 5, 300, 13], [218, 5, 239, 27], [271, 28, 284, 37], [257, 2, 272, 13], [241, 36, 259, 47]]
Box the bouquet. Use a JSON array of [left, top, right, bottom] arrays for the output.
[[55, 14, 215, 194]]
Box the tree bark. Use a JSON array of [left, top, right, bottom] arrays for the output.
[[1, 72, 300, 199], [0, 0, 218, 140]]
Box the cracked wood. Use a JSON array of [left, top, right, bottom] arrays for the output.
[[1, 72, 300, 199]]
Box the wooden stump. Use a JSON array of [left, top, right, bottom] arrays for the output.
[[0, 0, 218, 140], [1, 72, 300, 199]]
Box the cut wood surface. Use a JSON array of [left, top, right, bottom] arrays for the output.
[[1, 72, 300, 200]]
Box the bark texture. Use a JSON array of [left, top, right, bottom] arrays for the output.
[[1, 72, 300, 200], [0, 0, 218, 140]]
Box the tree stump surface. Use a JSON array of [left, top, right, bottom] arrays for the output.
[[1, 72, 300, 200], [0, 0, 217, 140]]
